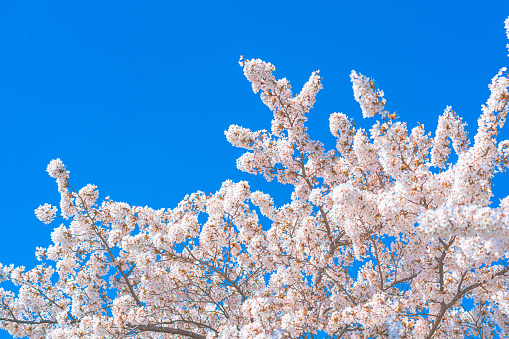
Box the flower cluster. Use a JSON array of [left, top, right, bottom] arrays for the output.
[[506, 16, 509, 55], [46, 158, 69, 192], [350, 70, 387, 118], [34, 203, 57, 224]]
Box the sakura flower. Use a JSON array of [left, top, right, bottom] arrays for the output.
[[34, 203, 57, 224]]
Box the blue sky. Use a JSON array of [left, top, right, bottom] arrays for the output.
[[0, 1, 509, 338]]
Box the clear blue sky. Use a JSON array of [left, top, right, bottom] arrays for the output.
[[0, 1, 509, 338]]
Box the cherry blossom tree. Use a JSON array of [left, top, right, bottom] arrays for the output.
[[1, 17, 509, 339]]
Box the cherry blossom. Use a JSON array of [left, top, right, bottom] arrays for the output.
[[1, 17, 509, 339], [34, 203, 58, 225]]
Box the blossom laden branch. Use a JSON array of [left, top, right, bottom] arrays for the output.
[[1, 16, 509, 339]]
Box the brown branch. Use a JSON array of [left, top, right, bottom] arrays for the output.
[[159, 319, 217, 333], [425, 265, 509, 339], [129, 324, 206, 339], [371, 238, 385, 291], [383, 273, 418, 292], [68, 183, 143, 308], [0, 317, 79, 325]]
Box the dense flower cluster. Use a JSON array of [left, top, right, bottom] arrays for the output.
[[34, 203, 57, 225], [506, 17, 509, 55], [350, 71, 387, 119], [1, 17, 509, 339]]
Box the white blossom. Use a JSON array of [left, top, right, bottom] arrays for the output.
[[350, 70, 387, 118], [34, 203, 57, 224]]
